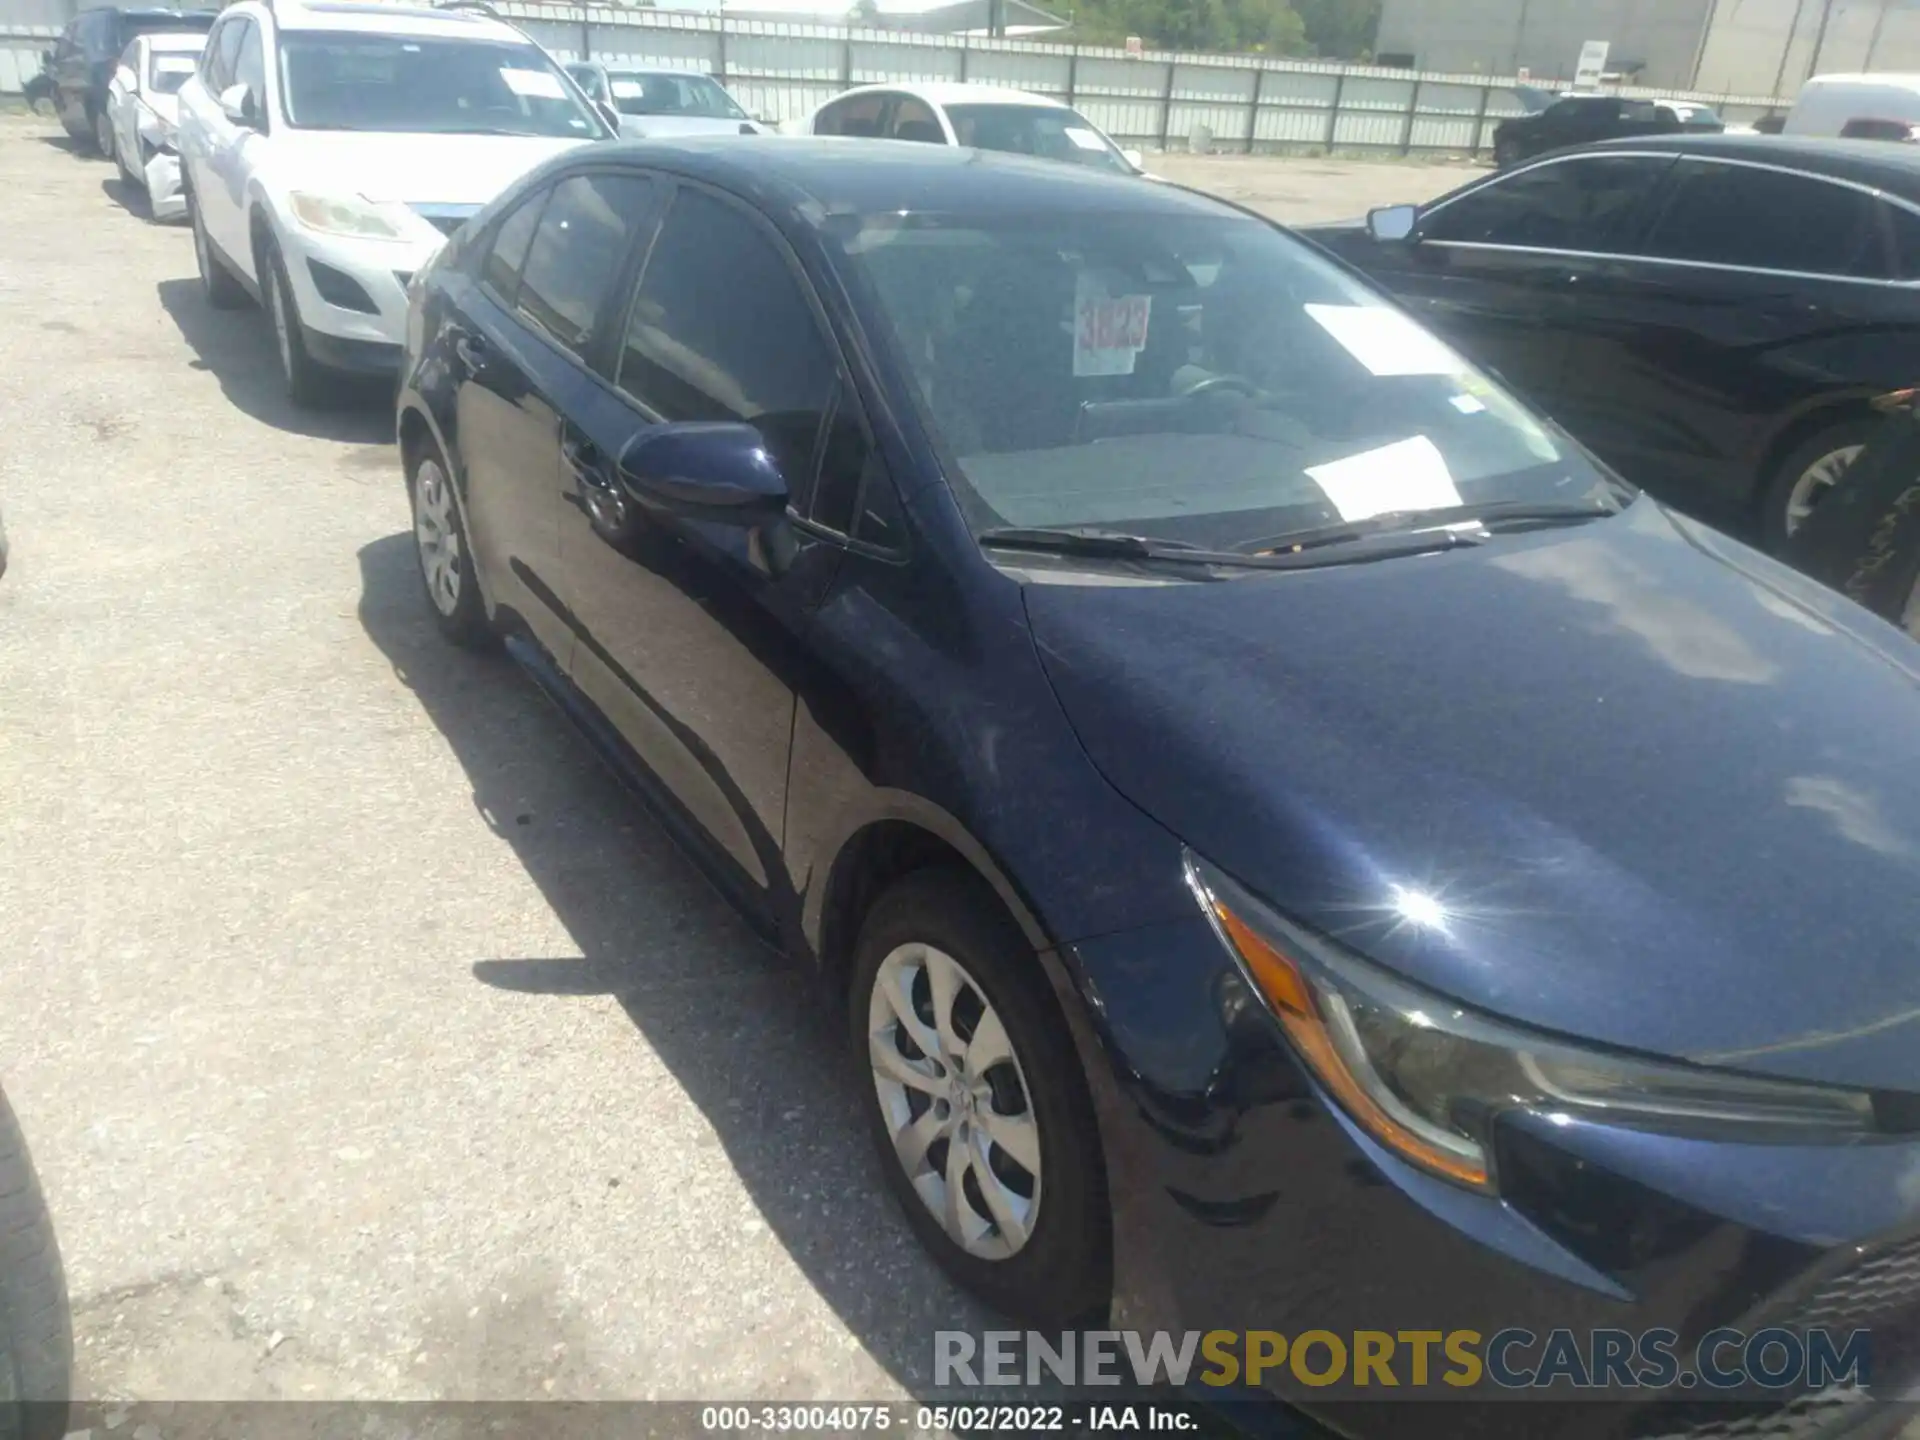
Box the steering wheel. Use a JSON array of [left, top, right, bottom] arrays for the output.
[[1177, 374, 1262, 400]]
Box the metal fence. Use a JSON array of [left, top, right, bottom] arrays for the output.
[[0, 0, 1793, 155]]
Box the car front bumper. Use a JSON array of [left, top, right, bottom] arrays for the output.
[[143, 151, 185, 222], [1056, 918, 1920, 1438], [275, 220, 457, 369]]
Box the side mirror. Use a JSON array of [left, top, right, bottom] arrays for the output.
[[1121, 147, 1144, 170], [1367, 203, 1419, 243], [218, 81, 258, 129], [617, 422, 789, 526], [41, 48, 53, 67]]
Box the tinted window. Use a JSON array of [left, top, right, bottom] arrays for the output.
[[619, 188, 837, 489], [842, 209, 1614, 548], [516, 174, 654, 353], [277, 34, 603, 138], [483, 189, 546, 301], [888, 95, 942, 143], [1642, 160, 1885, 277], [946, 103, 1132, 173], [1423, 155, 1669, 251], [1890, 203, 1920, 280], [818, 93, 886, 137]]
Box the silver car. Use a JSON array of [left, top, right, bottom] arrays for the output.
[[563, 63, 769, 139]]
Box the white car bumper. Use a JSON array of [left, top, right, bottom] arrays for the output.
[[274, 218, 465, 371], [144, 151, 185, 221]]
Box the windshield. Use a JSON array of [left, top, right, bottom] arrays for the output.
[[277, 34, 604, 137], [608, 71, 745, 119], [1665, 103, 1724, 130], [148, 49, 198, 94], [840, 210, 1623, 551], [943, 104, 1133, 173]]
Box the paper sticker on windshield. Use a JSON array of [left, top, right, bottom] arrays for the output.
[[501, 68, 565, 100], [1305, 303, 1462, 378], [1063, 126, 1107, 151], [1307, 435, 1462, 522], [1074, 275, 1151, 377]]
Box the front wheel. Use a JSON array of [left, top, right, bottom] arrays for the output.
[[1763, 418, 1879, 553], [91, 106, 113, 161], [261, 241, 336, 408], [0, 1088, 72, 1440], [409, 442, 493, 649], [851, 869, 1108, 1327]]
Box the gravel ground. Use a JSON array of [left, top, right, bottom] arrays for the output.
[[0, 115, 1509, 1410]]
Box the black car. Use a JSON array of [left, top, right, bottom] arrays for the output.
[[48, 6, 213, 155], [393, 138, 1920, 1431], [1491, 92, 1682, 167], [1303, 134, 1920, 549]]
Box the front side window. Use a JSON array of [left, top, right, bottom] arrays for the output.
[[515, 174, 654, 353], [607, 71, 745, 120], [888, 96, 944, 143], [817, 93, 887, 137], [203, 18, 243, 91], [945, 103, 1131, 173], [481, 187, 547, 302], [1891, 203, 1920, 280], [277, 34, 606, 138], [233, 21, 265, 108], [1641, 160, 1885, 278], [838, 208, 1619, 550], [619, 188, 838, 492], [1422, 155, 1671, 251]]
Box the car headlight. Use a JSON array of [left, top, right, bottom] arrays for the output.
[[288, 191, 407, 242], [1185, 853, 1882, 1192]]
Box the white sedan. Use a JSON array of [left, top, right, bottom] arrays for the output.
[[799, 82, 1147, 175], [104, 30, 205, 221]]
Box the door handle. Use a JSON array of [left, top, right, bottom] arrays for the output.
[[453, 333, 489, 372]]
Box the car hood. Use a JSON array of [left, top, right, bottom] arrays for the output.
[[261, 130, 591, 205], [1025, 500, 1920, 1092], [617, 116, 761, 138]]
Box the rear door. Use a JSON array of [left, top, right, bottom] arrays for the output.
[[1557, 157, 1910, 519], [555, 179, 866, 911], [451, 171, 661, 669]]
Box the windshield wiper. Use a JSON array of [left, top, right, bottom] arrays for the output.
[[1237, 497, 1620, 555], [977, 524, 1487, 571]]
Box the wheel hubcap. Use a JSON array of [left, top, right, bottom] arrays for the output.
[[1785, 445, 1865, 537], [867, 943, 1041, 1261], [414, 459, 462, 616]]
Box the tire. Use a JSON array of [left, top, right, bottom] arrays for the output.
[[260, 239, 336, 408], [90, 105, 113, 160], [1761, 417, 1880, 554], [850, 868, 1108, 1327], [408, 439, 493, 649], [1493, 134, 1522, 168], [189, 192, 249, 311], [0, 1087, 72, 1440]]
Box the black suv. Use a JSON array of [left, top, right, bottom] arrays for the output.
[[48, 6, 214, 155]]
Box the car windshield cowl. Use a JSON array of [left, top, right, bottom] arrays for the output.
[[977, 524, 1491, 573], [1240, 495, 1625, 554]]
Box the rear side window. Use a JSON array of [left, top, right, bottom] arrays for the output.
[[515, 174, 655, 353], [1641, 160, 1886, 277], [1423, 155, 1670, 252], [481, 189, 546, 302], [817, 93, 887, 137], [1890, 203, 1920, 280], [618, 187, 838, 496]]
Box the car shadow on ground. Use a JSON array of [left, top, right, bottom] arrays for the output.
[[100, 172, 150, 219], [156, 276, 393, 444], [354, 531, 995, 1396]]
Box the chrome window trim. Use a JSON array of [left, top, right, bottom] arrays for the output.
[[1419, 148, 1920, 287]]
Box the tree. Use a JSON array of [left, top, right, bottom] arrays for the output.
[[1067, 0, 1309, 54], [1292, 0, 1381, 59]]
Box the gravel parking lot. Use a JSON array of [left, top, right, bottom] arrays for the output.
[[0, 115, 1466, 1404]]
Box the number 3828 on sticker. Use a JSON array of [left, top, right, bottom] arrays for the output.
[[1074, 291, 1151, 377]]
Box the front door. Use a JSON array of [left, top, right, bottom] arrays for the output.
[[451, 172, 660, 670], [556, 181, 853, 912]]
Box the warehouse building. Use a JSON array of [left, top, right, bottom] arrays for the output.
[[1374, 0, 1920, 99]]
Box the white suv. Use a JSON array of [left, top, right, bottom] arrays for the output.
[[176, 0, 613, 403]]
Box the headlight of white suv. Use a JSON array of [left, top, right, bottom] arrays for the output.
[[288, 191, 409, 242], [1185, 852, 1885, 1193]]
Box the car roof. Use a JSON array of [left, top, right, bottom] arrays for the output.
[[1586, 131, 1920, 200], [272, 0, 525, 42], [828, 82, 1071, 110], [145, 29, 207, 48], [600, 64, 714, 79], [577, 135, 1229, 220]]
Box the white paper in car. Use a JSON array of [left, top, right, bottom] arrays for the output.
[[153, 56, 196, 74], [1305, 302, 1462, 378], [501, 68, 566, 99], [611, 79, 643, 98], [1306, 435, 1462, 522], [1062, 126, 1106, 151], [1074, 273, 1151, 377]]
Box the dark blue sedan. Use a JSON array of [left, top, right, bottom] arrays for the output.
[[396, 138, 1920, 1430]]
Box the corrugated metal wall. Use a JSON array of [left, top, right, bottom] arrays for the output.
[[1, 0, 1789, 146]]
